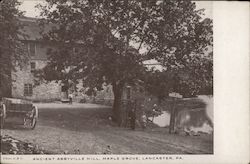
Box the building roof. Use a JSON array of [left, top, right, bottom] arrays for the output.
[[19, 17, 51, 41]]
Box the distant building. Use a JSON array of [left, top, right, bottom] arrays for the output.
[[7, 17, 159, 102], [6, 17, 211, 102], [7, 17, 135, 102], [10, 17, 63, 101]]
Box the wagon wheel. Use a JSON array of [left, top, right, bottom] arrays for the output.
[[30, 106, 38, 130], [24, 106, 38, 130], [0, 104, 6, 129]]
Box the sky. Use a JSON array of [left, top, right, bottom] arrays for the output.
[[18, 0, 213, 19]]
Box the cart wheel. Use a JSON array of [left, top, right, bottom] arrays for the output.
[[24, 106, 38, 129], [0, 104, 6, 129], [31, 118, 37, 130], [0, 116, 5, 129], [30, 106, 38, 130]]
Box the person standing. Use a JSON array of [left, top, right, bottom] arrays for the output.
[[68, 93, 73, 104], [141, 111, 147, 130], [129, 108, 136, 130]]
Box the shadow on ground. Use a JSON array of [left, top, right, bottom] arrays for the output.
[[1, 102, 213, 154]]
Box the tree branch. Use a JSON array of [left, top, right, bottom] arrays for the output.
[[137, 36, 145, 51]]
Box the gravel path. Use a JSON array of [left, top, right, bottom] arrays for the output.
[[1, 103, 213, 154]]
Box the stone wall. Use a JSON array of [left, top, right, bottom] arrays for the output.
[[95, 85, 114, 100], [11, 60, 62, 101], [0, 76, 12, 98]]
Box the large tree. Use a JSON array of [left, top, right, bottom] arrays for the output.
[[0, 0, 26, 98], [143, 6, 213, 132], [37, 0, 212, 125]]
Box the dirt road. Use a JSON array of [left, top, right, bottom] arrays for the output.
[[1, 103, 213, 154]]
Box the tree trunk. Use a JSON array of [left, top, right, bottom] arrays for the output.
[[112, 83, 124, 126]]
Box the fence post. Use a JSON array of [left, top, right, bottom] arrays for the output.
[[169, 97, 177, 134]]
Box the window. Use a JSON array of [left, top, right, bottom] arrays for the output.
[[25, 42, 36, 56], [24, 84, 33, 96], [30, 62, 36, 73], [29, 43, 36, 56], [61, 85, 68, 92]]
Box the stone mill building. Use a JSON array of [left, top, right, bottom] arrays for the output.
[[10, 17, 68, 101]]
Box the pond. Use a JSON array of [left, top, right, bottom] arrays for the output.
[[148, 95, 213, 134]]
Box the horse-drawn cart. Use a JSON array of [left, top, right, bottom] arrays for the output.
[[0, 98, 38, 129]]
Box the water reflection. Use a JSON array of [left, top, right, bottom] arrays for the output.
[[149, 95, 213, 134], [148, 111, 170, 127]]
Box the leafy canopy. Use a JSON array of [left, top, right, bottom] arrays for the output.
[[0, 0, 26, 97], [37, 0, 212, 97]]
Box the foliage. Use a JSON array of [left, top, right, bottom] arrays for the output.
[[0, 0, 26, 97], [143, 6, 213, 98], [37, 0, 212, 124], [144, 70, 174, 101], [144, 50, 213, 99]]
